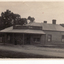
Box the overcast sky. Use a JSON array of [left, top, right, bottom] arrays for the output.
[[0, 2, 64, 24]]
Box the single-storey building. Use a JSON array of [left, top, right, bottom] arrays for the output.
[[0, 19, 64, 46]]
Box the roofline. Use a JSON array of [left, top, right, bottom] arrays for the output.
[[0, 32, 45, 35], [43, 30, 64, 32]]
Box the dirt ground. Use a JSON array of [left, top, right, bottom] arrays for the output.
[[0, 50, 60, 58], [0, 44, 64, 58]]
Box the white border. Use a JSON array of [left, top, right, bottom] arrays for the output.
[[0, 0, 64, 64], [0, 59, 64, 64], [0, 0, 64, 1]]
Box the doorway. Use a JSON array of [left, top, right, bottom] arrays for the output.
[[26, 36, 30, 44], [25, 34, 31, 44]]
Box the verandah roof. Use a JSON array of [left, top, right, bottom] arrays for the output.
[[0, 26, 45, 34]]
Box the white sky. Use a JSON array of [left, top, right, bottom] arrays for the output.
[[0, 2, 64, 24]]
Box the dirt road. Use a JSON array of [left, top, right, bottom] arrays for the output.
[[0, 44, 64, 58]]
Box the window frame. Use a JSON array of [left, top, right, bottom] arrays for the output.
[[62, 35, 64, 42], [47, 34, 52, 42], [0, 37, 2, 43], [33, 38, 40, 42]]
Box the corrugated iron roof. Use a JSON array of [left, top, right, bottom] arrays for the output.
[[0, 22, 64, 34], [42, 23, 64, 31], [0, 26, 45, 34], [26, 22, 64, 31]]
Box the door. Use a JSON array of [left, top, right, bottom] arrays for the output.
[[27, 36, 30, 44], [25, 34, 31, 44]]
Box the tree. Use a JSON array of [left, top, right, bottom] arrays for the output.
[[0, 10, 35, 30], [17, 18, 27, 25], [0, 17, 4, 30], [21, 18, 27, 25], [1, 9, 21, 28], [28, 16, 35, 23], [12, 14, 21, 25], [1, 10, 13, 27]]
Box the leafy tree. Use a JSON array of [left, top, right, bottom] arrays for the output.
[[0, 10, 35, 30], [1, 10, 12, 27], [12, 14, 21, 25], [1, 9, 21, 28], [18, 18, 27, 25], [28, 16, 35, 23]]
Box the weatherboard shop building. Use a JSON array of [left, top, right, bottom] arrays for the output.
[[0, 19, 64, 46]]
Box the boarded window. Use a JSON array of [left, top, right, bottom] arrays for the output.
[[47, 34, 52, 42], [62, 35, 64, 42]]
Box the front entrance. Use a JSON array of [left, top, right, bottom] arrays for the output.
[[13, 33, 31, 45]]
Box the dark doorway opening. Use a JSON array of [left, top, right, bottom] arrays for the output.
[[26, 36, 30, 44], [15, 40, 17, 45], [25, 34, 31, 45]]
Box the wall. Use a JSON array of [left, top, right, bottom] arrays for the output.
[[43, 30, 64, 45], [3, 31, 64, 46], [30, 34, 46, 46], [40, 34, 46, 45]]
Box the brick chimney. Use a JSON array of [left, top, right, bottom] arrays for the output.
[[52, 19, 56, 24], [44, 21, 47, 23]]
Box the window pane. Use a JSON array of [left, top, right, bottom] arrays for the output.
[[8, 36, 10, 40], [62, 35, 64, 39], [62, 35, 64, 42], [48, 39, 51, 41], [48, 34, 52, 42], [34, 38, 40, 42], [0, 37, 2, 42], [37, 38, 40, 42], [62, 39, 64, 42]]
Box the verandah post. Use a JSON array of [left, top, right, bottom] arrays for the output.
[[23, 33, 24, 45], [13, 33, 14, 44], [4, 33, 7, 45]]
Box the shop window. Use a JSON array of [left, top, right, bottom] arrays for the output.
[[34, 38, 40, 42], [62, 35, 64, 42], [37, 38, 40, 42], [0, 37, 2, 42], [47, 34, 52, 42], [8, 35, 10, 41]]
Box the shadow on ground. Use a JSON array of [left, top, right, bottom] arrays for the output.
[[0, 50, 63, 58]]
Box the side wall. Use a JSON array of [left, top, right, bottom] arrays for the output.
[[30, 34, 46, 46], [43, 30, 64, 45]]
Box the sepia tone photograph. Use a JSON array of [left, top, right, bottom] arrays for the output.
[[0, 2, 64, 58]]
